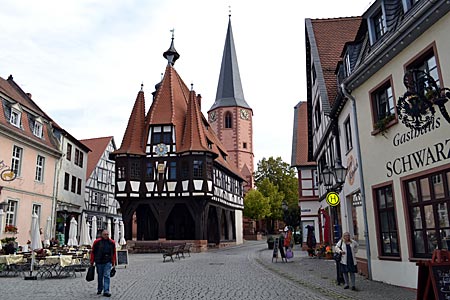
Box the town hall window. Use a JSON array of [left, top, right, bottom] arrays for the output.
[[193, 160, 203, 178], [225, 112, 232, 128]]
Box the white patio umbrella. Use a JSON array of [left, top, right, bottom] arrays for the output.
[[43, 216, 51, 247], [91, 216, 97, 241], [0, 209, 4, 250], [67, 217, 78, 247], [27, 212, 42, 280], [113, 219, 120, 248], [79, 213, 91, 246], [119, 220, 126, 246], [106, 218, 111, 236]]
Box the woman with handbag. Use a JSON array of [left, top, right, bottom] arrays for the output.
[[335, 232, 358, 290]]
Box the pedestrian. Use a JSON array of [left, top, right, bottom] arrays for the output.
[[335, 232, 358, 290], [90, 229, 116, 297]]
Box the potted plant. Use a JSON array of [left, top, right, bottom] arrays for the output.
[[374, 114, 395, 137], [267, 236, 275, 249], [325, 246, 333, 259]]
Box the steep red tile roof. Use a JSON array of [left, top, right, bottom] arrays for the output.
[[0, 75, 60, 152], [114, 90, 146, 155], [178, 91, 211, 153], [292, 101, 316, 167], [80, 136, 114, 178], [311, 17, 362, 106], [146, 65, 190, 148]]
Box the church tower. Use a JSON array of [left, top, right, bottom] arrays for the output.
[[208, 16, 254, 191]]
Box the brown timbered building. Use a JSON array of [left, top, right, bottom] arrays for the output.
[[110, 36, 245, 248]]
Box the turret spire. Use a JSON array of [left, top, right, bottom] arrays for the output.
[[163, 29, 180, 66]]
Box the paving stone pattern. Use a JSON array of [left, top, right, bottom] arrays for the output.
[[0, 241, 415, 300]]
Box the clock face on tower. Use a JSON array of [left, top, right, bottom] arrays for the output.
[[240, 109, 249, 120], [209, 111, 217, 122], [155, 143, 168, 156]]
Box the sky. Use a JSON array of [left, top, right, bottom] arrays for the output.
[[0, 0, 373, 166]]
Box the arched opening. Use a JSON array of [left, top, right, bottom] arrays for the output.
[[135, 204, 158, 240], [224, 112, 232, 128], [207, 206, 220, 244], [220, 210, 228, 241], [165, 204, 195, 240]]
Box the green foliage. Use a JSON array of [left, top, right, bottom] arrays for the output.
[[255, 156, 299, 211], [243, 189, 271, 220], [257, 178, 284, 221]]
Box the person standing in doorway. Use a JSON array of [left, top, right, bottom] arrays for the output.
[[335, 232, 358, 290], [90, 229, 116, 297]]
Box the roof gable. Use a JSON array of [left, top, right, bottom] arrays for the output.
[[81, 136, 114, 178]]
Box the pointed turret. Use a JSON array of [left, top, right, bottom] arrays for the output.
[[209, 17, 250, 111], [163, 30, 180, 66], [114, 85, 146, 155], [178, 90, 211, 153]]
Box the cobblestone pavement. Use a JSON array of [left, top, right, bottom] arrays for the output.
[[0, 241, 416, 299]]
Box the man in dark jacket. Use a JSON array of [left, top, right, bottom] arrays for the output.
[[90, 229, 116, 297]]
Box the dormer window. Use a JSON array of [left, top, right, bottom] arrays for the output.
[[33, 118, 43, 138], [372, 9, 386, 43], [10, 109, 21, 127], [344, 53, 352, 76]]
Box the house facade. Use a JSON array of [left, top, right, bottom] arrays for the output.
[[291, 101, 320, 246], [81, 136, 121, 239], [53, 128, 90, 245], [0, 75, 61, 246], [338, 0, 450, 288]]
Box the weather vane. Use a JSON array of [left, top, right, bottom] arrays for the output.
[[228, 5, 231, 17], [170, 28, 174, 39], [140, 82, 144, 91]]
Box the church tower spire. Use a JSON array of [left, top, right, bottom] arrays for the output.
[[208, 16, 254, 192]]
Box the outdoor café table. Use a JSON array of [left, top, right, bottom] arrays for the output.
[[37, 255, 77, 278], [0, 254, 26, 276]]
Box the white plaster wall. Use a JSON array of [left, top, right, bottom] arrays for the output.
[[351, 14, 450, 288]]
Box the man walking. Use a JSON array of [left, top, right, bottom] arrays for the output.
[[90, 229, 116, 297]]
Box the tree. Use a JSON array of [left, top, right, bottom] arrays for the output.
[[255, 157, 298, 209], [243, 189, 271, 220]]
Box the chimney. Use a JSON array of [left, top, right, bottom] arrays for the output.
[[26, 93, 32, 99], [197, 94, 202, 110]]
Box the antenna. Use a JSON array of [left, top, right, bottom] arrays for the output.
[[170, 28, 175, 39]]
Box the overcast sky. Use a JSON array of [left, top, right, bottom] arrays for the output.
[[0, 0, 373, 165]]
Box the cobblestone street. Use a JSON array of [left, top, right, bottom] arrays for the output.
[[0, 241, 415, 299]]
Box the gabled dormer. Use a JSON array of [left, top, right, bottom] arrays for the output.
[[9, 103, 22, 128], [32, 116, 44, 138]]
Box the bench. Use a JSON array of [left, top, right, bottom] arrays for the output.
[[162, 246, 181, 263]]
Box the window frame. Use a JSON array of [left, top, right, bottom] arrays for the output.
[[64, 172, 70, 190], [193, 160, 203, 178], [224, 112, 232, 129], [11, 145, 23, 177], [35, 155, 45, 182], [9, 109, 21, 128], [343, 116, 353, 152], [33, 120, 43, 138], [404, 43, 442, 90], [372, 8, 386, 42], [168, 161, 177, 180], [373, 182, 401, 259], [403, 168, 450, 259], [71, 175, 77, 193], [5, 199, 18, 226], [66, 143, 72, 161], [369, 76, 398, 134], [77, 178, 82, 195]]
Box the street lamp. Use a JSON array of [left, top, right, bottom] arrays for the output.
[[320, 161, 348, 192]]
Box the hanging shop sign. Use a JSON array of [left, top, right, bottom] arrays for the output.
[[0, 160, 17, 182], [397, 70, 450, 131], [346, 155, 358, 186]]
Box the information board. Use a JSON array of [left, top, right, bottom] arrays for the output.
[[431, 264, 450, 300], [117, 250, 128, 267]]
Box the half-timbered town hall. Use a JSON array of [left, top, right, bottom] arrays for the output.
[[111, 23, 247, 247]]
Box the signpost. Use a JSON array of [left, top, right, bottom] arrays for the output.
[[117, 249, 128, 268]]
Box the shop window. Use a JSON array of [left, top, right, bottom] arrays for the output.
[[374, 184, 399, 257], [405, 169, 450, 258]]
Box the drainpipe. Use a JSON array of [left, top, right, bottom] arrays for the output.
[[341, 83, 372, 280], [51, 134, 64, 239]]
